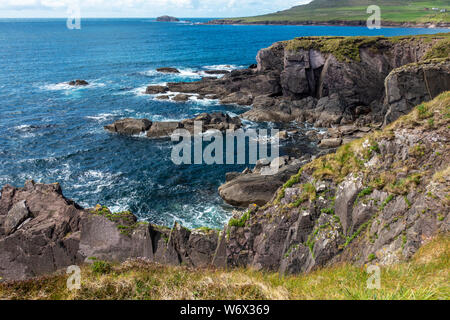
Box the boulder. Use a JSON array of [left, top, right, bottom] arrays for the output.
[[104, 118, 152, 135], [79, 213, 153, 262], [218, 161, 303, 207], [181, 112, 242, 133], [146, 121, 181, 138], [319, 138, 342, 148], [383, 59, 450, 125], [220, 92, 253, 105], [0, 181, 84, 280], [172, 94, 191, 102], [145, 85, 169, 94], [2, 200, 30, 235]]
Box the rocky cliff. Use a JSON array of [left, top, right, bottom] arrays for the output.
[[226, 92, 449, 273], [0, 182, 225, 280], [1, 92, 448, 281], [163, 34, 450, 128], [1, 34, 449, 281]]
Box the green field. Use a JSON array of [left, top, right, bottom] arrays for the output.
[[225, 0, 450, 24]]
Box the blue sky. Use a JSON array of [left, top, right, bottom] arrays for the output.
[[0, 0, 311, 18]]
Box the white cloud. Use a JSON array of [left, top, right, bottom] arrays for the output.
[[0, 0, 311, 17]]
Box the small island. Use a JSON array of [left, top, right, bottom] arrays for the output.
[[156, 15, 179, 22]]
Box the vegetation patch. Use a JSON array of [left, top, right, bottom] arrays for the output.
[[2, 235, 447, 300], [228, 210, 251, 228], [91, 260, 112, 275], [284, 36, 383, 62]]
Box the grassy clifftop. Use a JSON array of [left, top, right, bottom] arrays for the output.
[[215, 0, 450, 25], [282, 33, 450, 62], [0, 234, 447, 300]]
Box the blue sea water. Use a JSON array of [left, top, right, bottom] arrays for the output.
[[0, 18, 447, 228]]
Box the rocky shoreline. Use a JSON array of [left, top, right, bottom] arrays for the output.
[[105, 34, 450, 207], [1, 91, 448, 281], [104, 112, 242, 138], [1, 34, 449, 281]]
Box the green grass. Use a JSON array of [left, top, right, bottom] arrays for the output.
[[228, 210, 251, 228], [1, 234, 448, 300], [222, 0, 450, 24]]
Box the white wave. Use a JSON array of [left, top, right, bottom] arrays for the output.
[[40, 80, 105, 92], [85, 113, 116, 122], [129, 85, 149, 97], [14, 124, 32, 130], [14, 124, 40, 138], [150, 115, 187, 122], [139, 67, 203, 80], [178, 68, 201, 78], [203, 64, 243, 71], [73, 170, 123, 194]]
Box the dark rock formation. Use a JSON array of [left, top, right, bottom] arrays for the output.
[[1, 93, 448, 281], [104, 118, 152, 135], [156, 16, 179, 22], [105, 112, 242, 138], [0, 183, 226, 281], [172, 94, 191, 101], [146, 85, 169, 94], [0, 181, 85, 280], [146, 121, 181, 138], [204, 70, 230, 75], [219, 157, 306, 207], [68, 80, 89, 86], [156, 67, 180, 73], [383, 59, 450, 125], [224, 92, 450, 274], [156, 34, 449, 127]]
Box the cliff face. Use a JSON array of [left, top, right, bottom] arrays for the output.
[[1, 93, 448, 281], [245, 35, 450, 127], [163, 34, 450, 128], [0, 183, 224, 280], [1, 35, 449, 281], [226, 92, 449, 274]]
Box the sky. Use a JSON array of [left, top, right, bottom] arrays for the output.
[[0, 0, 312, 18]]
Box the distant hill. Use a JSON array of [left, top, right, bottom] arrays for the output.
[[209, 0, 450, 27]]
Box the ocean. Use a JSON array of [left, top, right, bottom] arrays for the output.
[[0, 18, 447, 228]]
